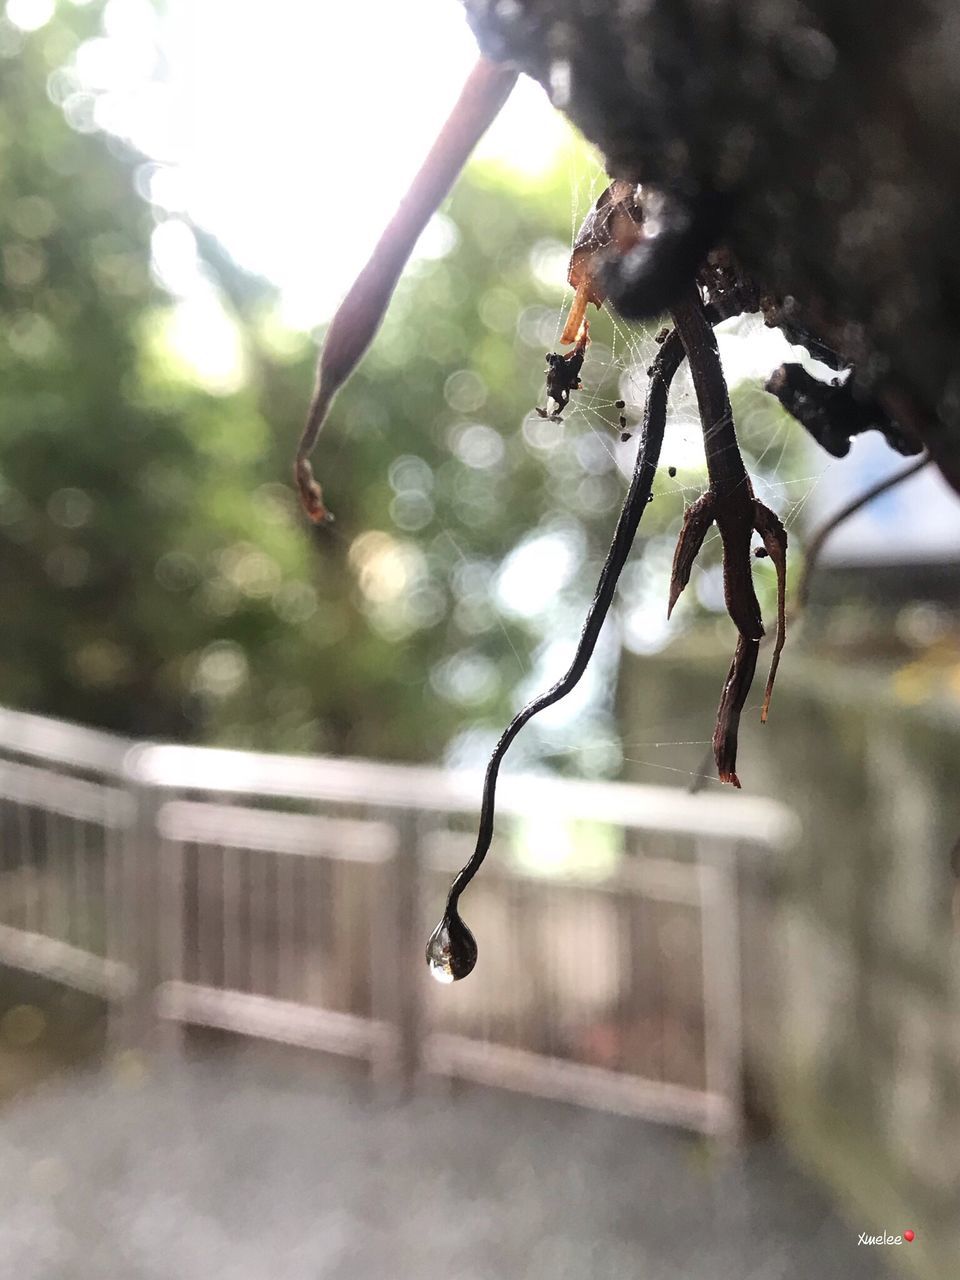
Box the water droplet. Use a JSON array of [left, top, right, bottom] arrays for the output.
[[425, 908, 477, 983]]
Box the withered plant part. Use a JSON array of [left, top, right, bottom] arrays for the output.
[[538, 187, 789, 791], [531, 181, 644, 421], [668, 288, 788, 786], [687, 451, 931, 796], [426, 329, 683, 983], [758, 296, 926, 462], [294, 57, 517, 523], [535, 320, 590, 420], [766, 365, 923, 460], [431, 253, 923, 971], [561, 180, 643, 344]]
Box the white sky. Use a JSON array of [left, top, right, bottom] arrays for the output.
[[15, 0, 797, 390], [164, 0, 571, 326], [50, 0, 573, 329]]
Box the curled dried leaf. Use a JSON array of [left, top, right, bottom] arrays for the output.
[[712, 636, 760, 788], [560, 180, 644, 343]]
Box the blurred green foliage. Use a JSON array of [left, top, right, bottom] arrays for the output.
[[0, 1, 801, 767]]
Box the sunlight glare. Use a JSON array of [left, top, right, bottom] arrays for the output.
[[496, 529, 584, 618], [5, 0, 55, 33], [111, 0, 568, 330], [160, 294, 247, 395]]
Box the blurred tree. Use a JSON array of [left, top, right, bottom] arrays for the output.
[[0, 1, 800, 768], [0, 2, 318, 745]]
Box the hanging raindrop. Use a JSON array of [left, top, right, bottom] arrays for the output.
[[425, 906, 478, 983]]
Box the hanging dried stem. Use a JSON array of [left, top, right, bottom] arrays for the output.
[[688, 451, 931, 793], [668, 286, 788, 786], [295, 57, 517, 523], [426, 330, 684, 981]]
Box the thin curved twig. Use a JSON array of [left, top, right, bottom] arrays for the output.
[[426, 329, 684, 980], [795, 453, 930, 610]]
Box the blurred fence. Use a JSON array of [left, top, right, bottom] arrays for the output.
[[0, 705, 797, 1142]]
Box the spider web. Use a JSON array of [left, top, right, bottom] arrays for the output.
[[493, 153, 841, 791]]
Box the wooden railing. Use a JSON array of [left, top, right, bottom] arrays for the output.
[[0, 704, 798, 1141]]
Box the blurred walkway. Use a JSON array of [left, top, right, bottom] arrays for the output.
[[0, 1052, 894, 1280]]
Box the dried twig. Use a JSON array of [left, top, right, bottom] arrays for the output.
[[295, 58, 517, 523], [668, 287, 787, 785], [426, 330, 684, 982], [687, 450, 930, 792], [795, 453, 931, 610]]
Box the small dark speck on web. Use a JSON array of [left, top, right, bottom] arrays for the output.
[[615, 399, 625, 409], [754, 546, 769, 558], [621, 431, 632, 442], [668, 465, 677, 477]]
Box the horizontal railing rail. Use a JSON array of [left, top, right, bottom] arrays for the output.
[[0, 705, 130, 777], [128, 741, 798, 846]]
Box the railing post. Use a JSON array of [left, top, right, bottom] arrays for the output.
[[156, 821, 186, 1058], [104, 787, 135, 1051], [108, 747, 165, 1055], [697, 837, 745, 1149], [379, 807, 424, 1095]]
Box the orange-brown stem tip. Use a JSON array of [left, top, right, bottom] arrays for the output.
[[560, 281, 591, 346], [296, 459, 334, 525]]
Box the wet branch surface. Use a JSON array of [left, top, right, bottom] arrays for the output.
[[426, 330, 684, 981], [668, 287, 787, 786]]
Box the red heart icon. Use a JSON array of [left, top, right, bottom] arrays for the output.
[[903, 1230, 915, 1243]]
